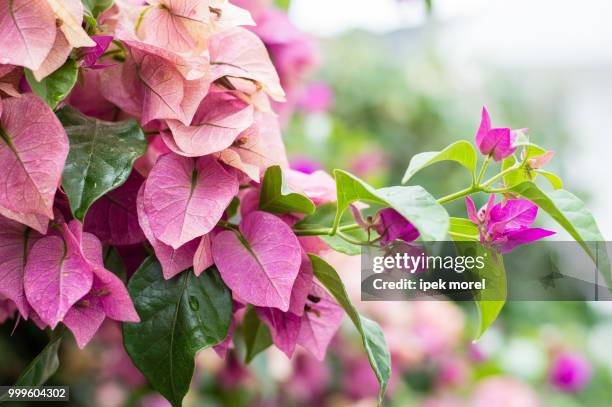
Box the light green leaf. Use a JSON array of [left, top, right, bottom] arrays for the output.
[[402, 140, 477, 184], [449, 217, 479, 241], [123, 258, 233, 407], [58, 106, 146, 220], [274, 0, 291, 10], [25, 59, 78, 109], [243, 306, 272, 363], [309, 255, 391, 406], [334, 170, 449, 241], [259, 165, 315, 215], [537, 170, 564, 190], [455, 244, 506, 339], [508, 183, 610, 285]]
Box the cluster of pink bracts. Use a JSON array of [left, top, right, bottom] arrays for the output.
[[0, 0, 342, 359]]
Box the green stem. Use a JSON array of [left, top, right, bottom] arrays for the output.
[[437, 186, 475, 205], [294, 223, 361, 237], [481, 164, 520, 188], [475, 155, 491, 186]]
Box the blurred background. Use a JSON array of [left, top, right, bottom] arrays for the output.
[[2, 0, 612, 406]]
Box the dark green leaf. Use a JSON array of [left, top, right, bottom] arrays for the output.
[[402, 140, 477, 184], [58, 106, 146, 220], [103, 246, 127, 282], [25, 59, 78, 109], [9, 329, 64, 394], [123, 259, 233, 407], [309, 255, 391, 406], [334, 170, 449, 241], [242, 306, 273, 363], [259, 165, 315, 215], [508, 183, 611, 286]]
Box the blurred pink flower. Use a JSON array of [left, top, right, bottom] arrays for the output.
[[140, 393, 171, 407], [349, 150, 389, 178], [549, 351, 592, 393], [471, 377, 541, 407], [289, 156, 323, 174], [343, 356, 398, 400], [436, 356, 470, 388], [298, 82, 333, 113], [286, 352, 330, 402], [421, 397, 465, 407]]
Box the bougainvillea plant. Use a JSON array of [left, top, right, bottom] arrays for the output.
[[0, 1, 607, 406]]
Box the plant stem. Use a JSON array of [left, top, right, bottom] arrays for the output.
[[475, 155, 491, 186], [437, 186, 475, 205], [480, 164, 520, 188], [294, 223, 361, 236]]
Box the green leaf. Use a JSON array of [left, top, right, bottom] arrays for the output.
[[274, 0, 291, 10], [448, 217, 479, 241], [501, 155, 530, 187], [82, 0, 113, 18], [123, 258, 233, 407], [474, 250, 506, 339], [334, 170, 449, 241], [508, 183, 611, 285], [242, 306, 273, 363], [536, 170, 564, 190], [58, 106, 147, 220], [402, 140, 477, 184], [455, 244, 506, 339], [25, 59, 78, 109], [294, 203, 365, 255], [12, 329, 64, 389], [309, 255, 391, 405], [319, 233, 363, 256], [259, 165, 315, 215]]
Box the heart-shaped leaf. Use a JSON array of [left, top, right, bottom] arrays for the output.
[[0, 217, 41, 318], [309, 254, 391, 406], [26, 58, 79, 109], [143, 154, 238, 249], [402, 140, 477, 184], [123, 258, 232, 407], [23, 228, 93, 328], [0, 95, 68, 228], [334, 170, 449, 241], [259, 165, 315, 215], [58, 106, 146, 220], [0, 0, 56, 71], [212, 211, 302, 311]]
